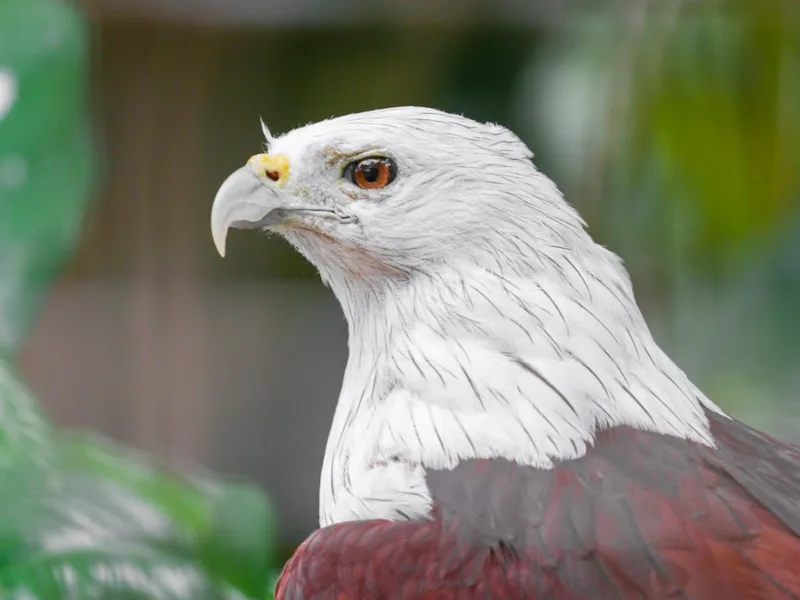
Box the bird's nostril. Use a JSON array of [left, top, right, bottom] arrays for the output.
[[265, 169, 280, 182]]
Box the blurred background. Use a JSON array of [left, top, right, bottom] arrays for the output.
[[4, 0, 800, 564]]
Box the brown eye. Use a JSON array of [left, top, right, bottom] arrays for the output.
[[344, 157, 397, 190]]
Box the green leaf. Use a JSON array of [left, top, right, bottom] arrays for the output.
[[58, 434, 278, 598], [0, 362, 53, 473], [0, 0, 94, 356], [0, 545, 251, 600], [0, 435, 276, 599]]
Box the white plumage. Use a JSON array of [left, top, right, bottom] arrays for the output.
[[210, 106, 723, 528]]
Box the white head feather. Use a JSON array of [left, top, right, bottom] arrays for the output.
[[211, 106, 724, 526]]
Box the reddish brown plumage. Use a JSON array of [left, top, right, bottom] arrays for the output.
[[276, 410, 800, 599]]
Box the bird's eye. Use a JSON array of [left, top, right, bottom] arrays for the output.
[[344, 157, 397, 190]]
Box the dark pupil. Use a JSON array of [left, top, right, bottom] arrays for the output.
[[359, 161, 381, 182]]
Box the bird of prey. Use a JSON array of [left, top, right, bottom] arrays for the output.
[[211, 107, 800, 599]]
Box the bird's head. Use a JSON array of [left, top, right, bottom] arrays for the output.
[[211, 107, 592, 295]]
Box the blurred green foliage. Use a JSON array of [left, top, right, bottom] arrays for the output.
[[529, 1, 800, 425], [623, 1, 800, 418], [632, 0, 800, 263], [0, 1, 280, 596], [0, 418, 279, 598], [0, 0, 93, 357]]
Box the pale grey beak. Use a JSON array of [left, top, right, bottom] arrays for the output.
[[210, 165, 285, 258], [211, 156, 357, 257]]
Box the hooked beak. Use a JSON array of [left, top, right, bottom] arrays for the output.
[[211, 153, 291, 257], [210, 153, 355, 257]]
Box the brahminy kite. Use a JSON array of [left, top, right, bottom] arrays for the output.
[[210, 107, 800, 599]]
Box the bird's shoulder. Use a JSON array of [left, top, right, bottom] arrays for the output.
[[277, 409, 800, 599]]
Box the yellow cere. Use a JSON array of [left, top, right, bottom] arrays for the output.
[[247, 153, 290, 187]]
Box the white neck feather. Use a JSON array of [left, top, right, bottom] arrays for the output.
[[299, 234, 725, 526]]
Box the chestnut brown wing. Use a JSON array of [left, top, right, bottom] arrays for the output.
[[277, 411, 800, 599]]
